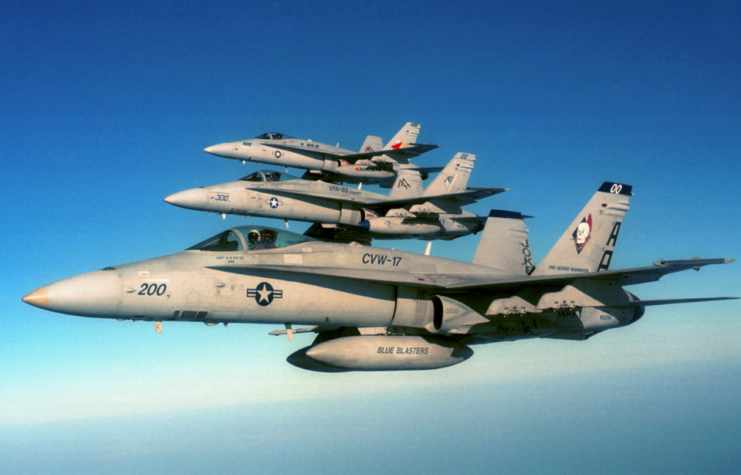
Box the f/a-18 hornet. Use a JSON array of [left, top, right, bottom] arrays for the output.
[[23, 183, 735, 372], [203, 122, 441, 187], [165, 152, 506, 242]]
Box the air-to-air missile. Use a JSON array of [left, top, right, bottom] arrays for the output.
[[23, 182, 735, 372], [203, 123, 441, 187], [165, 153, 506, 242]]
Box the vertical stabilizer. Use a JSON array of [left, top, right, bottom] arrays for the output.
[[473, 210, 533, 275], [384, 122, 420, 150], [359, 136, 383, 153], [388, 167, 424, 199], [530, 183, 632, 276], [422, 153, 475, 197]]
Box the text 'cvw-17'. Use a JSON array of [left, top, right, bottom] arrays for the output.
[[23, 183, 736, 372]]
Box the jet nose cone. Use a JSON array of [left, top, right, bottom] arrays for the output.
[[204, 142, 243, 160], [164, 188, 210, 211], [23, 287, 50, 309], [204, 143, 229, 157], [26, 269, 123, 317]]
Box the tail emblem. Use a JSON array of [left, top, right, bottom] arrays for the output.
[[365, 146, 374, 151], [391, 142, 406, 150], [442, 174, 455, 190], [572, 214, 592, 254], [397, 178, 411, 189]]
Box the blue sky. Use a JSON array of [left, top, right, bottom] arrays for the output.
[[2, 0, 740, 473]]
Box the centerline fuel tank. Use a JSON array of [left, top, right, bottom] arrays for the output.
[[287, 335, 473, 372]]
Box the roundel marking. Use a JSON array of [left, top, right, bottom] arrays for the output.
[[247, 282, 283, 306]]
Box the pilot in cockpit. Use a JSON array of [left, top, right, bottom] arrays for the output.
[[247, 229, 261, 250], [262, 229, 277, 249]]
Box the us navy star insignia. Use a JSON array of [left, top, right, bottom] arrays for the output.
[[266, 197, 283, 209], [247, 282, 283, 306]]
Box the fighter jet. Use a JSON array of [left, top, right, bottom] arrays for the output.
[[203, 122, 441, 186], [164, 153, 506, 242], [23, 182, 735, 372]]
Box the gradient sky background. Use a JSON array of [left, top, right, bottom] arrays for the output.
[[2, 0, 740, 473]]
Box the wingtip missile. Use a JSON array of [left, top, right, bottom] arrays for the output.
[[653, 258, 735, 268]]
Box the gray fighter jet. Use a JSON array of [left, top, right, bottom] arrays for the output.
[[203, 122, 441, 186], [23, 183, 735, 372], [165, 153, 506, 242]]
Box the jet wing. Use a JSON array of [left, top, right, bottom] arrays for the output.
[[257, 188, 386, 206], [267, 143, 343, 156], [440, 258, 736, 291], [208, 265, 459, 288], [268, 143, 440, 163], [208, 257, 735, 294], [340, 143, 440, 161], [380, 188, 508, 208], [300, 166, 445, 186], [255, 187, 506, 209]]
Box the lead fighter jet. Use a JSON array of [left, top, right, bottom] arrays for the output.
[[165, 152, 506, 242], [23, 183, 735, 372], [203, 122, 441, 187]]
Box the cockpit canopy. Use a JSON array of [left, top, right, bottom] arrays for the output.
[[239, 170, 298, 183], [253, 132, 294, 141], [187, 226, 317, 252]]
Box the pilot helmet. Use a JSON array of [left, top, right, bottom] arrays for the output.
[[248, 230, 261, 243]]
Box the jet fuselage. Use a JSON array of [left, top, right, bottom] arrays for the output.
[[205, 138, 349, 171], [24, 228, 642, 342]]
